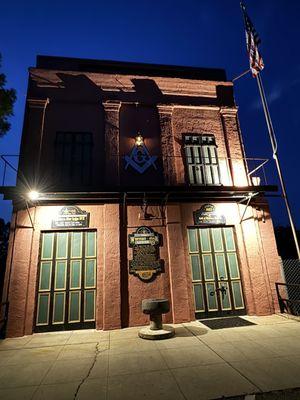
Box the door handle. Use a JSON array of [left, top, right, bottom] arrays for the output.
[[210, 285, 227, 300], [219, 285, 227, 300]]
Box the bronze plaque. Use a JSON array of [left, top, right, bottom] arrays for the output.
[[128, 226, 162, 281]]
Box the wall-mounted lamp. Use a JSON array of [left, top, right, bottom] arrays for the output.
[[251, 176, 261, 186], [28, 190, 40, 201], [135, 133, 144, 147]]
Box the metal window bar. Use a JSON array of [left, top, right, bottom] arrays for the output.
[[0, 155, 19, 186]]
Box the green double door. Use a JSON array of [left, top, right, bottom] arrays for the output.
[[188, 227, 245, 318], [35, 231, 97, 332]]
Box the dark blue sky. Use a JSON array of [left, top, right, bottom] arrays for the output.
[[1, 0, 300, 227]]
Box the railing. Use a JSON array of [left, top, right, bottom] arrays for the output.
[[183, 156, 270, 187], [0, 154, 273, 189], [245, 158, 269, 186], [0, 155, 19, 187], [276, 282, 300, 316], [122, 153, 271, 187]]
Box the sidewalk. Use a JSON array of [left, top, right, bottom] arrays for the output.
[[0, 315, 300, 400]]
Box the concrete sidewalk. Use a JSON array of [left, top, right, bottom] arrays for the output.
[[0, 315, 300, 400]]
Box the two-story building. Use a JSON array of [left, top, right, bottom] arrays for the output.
[[1, 56, 281, 337]]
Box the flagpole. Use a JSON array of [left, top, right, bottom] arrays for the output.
[[256, 72, 300, 259]]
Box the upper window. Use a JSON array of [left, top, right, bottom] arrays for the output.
[[55, 132, 93, 186], [184, 135, 221, 185]]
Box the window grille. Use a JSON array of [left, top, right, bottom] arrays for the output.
[[55, 132, 93, 186], [184, 135, 221, 185]]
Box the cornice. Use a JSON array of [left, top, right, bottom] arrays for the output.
[[102, 101, 121, 112], [220, 106, 238, 116], [173, 105, 220, 111], [27, 98, 49, 108], [157, 105, 174, 115]]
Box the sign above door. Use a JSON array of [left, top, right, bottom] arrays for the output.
[[52, 206, 90, 228], [193, 204, 226, 226]]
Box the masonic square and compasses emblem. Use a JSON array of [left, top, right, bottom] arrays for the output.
[[124, 133, 157, 174]]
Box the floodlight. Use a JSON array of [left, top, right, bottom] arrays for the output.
[[28, 190, 40, 201]]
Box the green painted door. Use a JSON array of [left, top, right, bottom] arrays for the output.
[[35, 231, 97, 332], [188, 227, 245, 318]]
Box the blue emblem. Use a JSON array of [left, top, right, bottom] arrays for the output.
[[125, 138, 157, 174]]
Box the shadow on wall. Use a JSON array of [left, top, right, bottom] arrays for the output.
[[22, 71, 234, 191], [30, 69, 232, 110], [120, 79, 164, 186]]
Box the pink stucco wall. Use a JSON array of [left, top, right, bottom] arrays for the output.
[[2, 61, 282, 337], [2, 200, 281, 337]]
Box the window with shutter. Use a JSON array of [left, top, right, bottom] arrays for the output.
[[184, 135, 221, 185]]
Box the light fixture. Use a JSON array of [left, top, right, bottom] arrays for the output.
[[135, 133, 144, 147], [251, 176, 261, 186], [28, 190, 40, 201]]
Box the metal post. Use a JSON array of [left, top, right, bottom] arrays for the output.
[[2, 161, 7, 186], [256, 73, 300, 259], [25, 201, 35, 230]]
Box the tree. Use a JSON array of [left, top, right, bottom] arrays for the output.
[[0, 54, 16, 138]]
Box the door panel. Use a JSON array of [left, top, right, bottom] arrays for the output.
[[206, 282, 218, 311], [39, 262, 52, 291], [54, 261, 67, 290], [35, 231, 97, 332], [193, 284, 205, 312], [188, 227, 245, 318], [199, 228, 210, 252], [53, 292, 65, 324], [85, 290, 96, 321], [36, 294, 50, 325]]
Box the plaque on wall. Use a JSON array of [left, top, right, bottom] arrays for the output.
[[128, 226, 163, 281], [52, 206, 90, 228], [193, 204, 226, 226]]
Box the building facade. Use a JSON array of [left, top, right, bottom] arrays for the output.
[[1, 56, 281, 337]]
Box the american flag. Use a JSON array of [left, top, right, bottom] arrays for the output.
[[241, 2, 264, 76]]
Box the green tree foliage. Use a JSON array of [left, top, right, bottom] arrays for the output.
[[0, 54, 16, 137]]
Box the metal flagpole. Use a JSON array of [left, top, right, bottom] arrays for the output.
[[256, 73, 300, 259], [240, 1, 300, 259]]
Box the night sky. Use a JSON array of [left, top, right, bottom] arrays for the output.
[[1, 0, 299, 228]]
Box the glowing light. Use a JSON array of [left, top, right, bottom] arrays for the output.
[[28, 190, 40, 201], [135, 133, 144, 146], [251, 176, 261, 186]]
